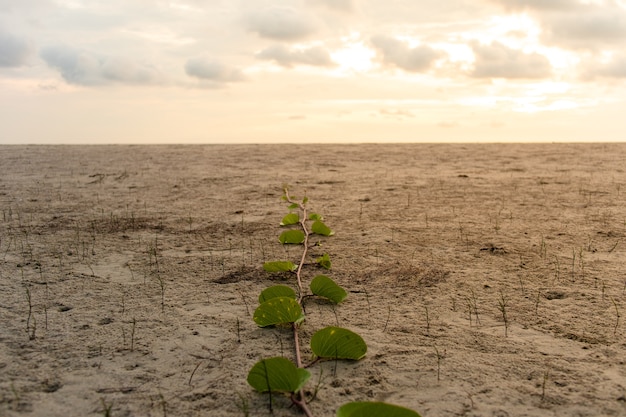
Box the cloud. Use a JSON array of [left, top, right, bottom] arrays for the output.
[[40, 44, 161, 85], [488, 0, 571, 11], [379, 108, 414, 119], [490, 1, 626, 49], [307, 0, 354, 13], [470, 42, 552, 79], [542, 7, 626, 48], [245, 7, 318, 41], [370, 35, 443, 73], [0, 0, 50, 13], [256, 44, 333, 68], [581, 53, 626, 79], [184, 57, 244, 83], [0, 31, 33, 67]]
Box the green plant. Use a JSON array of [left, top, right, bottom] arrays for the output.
[[611, 297, 620, 337], [465, 289, 480, 326], [433, 345, 444, 382], [99, 398, 114, 417], [130, 317, 136, 352], [553, 255, 560, 283], [541, 367, 550, 402], [24, 283, 36, 340], [246, 189, 420, 417], [497, 290, 509, 337], [236, 392, 250, 417]]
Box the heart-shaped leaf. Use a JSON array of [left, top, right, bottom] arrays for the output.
[[312, 220, 334, 236], [247, 357, 311, 394], [311, 326, 367, 360], [259, 285, 297, 303], [263, 261, 297, 273], [337, 402, 422, 417], [280, 213, 299, 226], [310, 275, 347, 304], [254, 296, 304, 327], [279, 230, 305, 244]]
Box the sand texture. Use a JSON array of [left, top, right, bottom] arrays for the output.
[[1, 143, 626, 417]]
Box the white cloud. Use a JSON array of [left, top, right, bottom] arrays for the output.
[[0, 31, 33, 67], [370, 35, 443, 72], [40, 44, 162, 85], [256, 44, 334, 67], [471, 41, 552, 79], [184, 57, 244, 83], [245, 7, 318, 41]]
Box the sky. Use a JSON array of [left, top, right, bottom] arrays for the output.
[[1, 0, 626, 144]]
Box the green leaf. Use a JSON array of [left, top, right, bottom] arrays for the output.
[[310, 275, 347, 304], [259, 285, 297, 303], [288, 203, 299, 210], [279, 230, 305, 244], [263, 261, 297, 273], [247, 357, 311, 394], [310, 326, 367, 360], [316, 253, 331, 269], [309, 213, 323, 221], [337, 402, 422, 417], [302, 196, 309, 205], [312, 220, 334, 236], [280, 213, 300, 226], [253, 297, 305, 327]]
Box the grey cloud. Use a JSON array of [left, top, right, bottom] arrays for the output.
[[370, 35, 442, 72], [40, 44, 161, 85], [488, 0, 571, 11], [0, 0, 51, 12], [40, 45, 103, 85], [491, 1, 626, 49], [246, 7, 317, 40], [471, 42, 551, 79], [379, 108, 414, 119], [0, 31, 33, 67], [100, 57, 161, 84], [256, 44, 333, 68], [307, 0, 354, 12], [582, 54, 626, 79], [184, 57, 244, 82], [543, 8, 626, 48]]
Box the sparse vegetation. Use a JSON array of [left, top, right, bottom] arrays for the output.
[[2, 144, 626, 417], [246, 189, 420, 417]]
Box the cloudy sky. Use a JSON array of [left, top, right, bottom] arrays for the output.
[[1, 0, 626, 143]]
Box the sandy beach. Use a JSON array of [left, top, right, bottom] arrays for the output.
[[1, 143, 625, 417]]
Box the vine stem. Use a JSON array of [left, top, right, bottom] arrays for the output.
[[292, 392, 314, 417], [284, 189, 314, 417], [284, 189, 309, 303], [292, 322, 304, 368], [292, 323, 314, 417]]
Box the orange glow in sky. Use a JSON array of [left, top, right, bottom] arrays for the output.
[[1, 0, 625, 143]]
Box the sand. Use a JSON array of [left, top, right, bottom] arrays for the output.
[[1, 143, 625, 417]]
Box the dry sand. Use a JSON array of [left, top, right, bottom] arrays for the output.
[[1, 143, 626, 417]]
